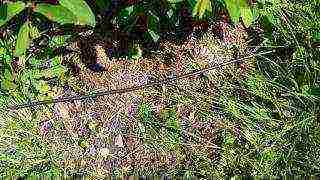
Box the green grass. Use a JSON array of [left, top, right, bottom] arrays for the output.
[[0, 0, 319, 177], [211, 0, 320, 176], [0, 108, 63, 176]]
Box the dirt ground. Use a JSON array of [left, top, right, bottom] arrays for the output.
[[38, 22, 251, 176]]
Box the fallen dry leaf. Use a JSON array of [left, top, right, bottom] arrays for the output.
[[115, 134, 124, 147], [99, 148, 111, 158], [55, 103, 70, 119]]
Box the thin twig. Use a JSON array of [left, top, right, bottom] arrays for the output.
[[7, 51, 274, 110]]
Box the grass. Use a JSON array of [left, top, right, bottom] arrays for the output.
[[212, 0, 320, 175], [0, 108, 62, 176], [0, 0, 319, 177]]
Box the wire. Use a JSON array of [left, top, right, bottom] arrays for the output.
[[7, 50, 274, 110]]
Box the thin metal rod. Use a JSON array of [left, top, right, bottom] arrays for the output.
[[7, 50, 274, 110]]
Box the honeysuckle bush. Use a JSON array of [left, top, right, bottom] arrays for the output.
[[0, 0, 95, 57], [0, 0, 255, 57], [0, 32, 69, 108], [0, 0, 255, 106], [0, 0, 95, 107]]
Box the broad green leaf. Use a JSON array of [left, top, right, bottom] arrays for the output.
[[225, 0, 241, 23], [225, 0, 253, 26], [130, 44, 143, 60], [240, 7, 253, 27], [0, 1, 26, 27], [266, 14, 278, 25], [14, 22, 46, 57], [0, 4, 6, 20], [192, 0, 212, 19], [14, 21, 30, 57], [41, 64, 67, 78], [49, 35, 71, 47], [38, 94, 53, 102], [59, 0, 96, 27], [34, 4, 76, 25], [310, 87, 320, 96], [118, 5, 133, 26]]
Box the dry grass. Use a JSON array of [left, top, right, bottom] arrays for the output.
[[31, 23, 250, 176]]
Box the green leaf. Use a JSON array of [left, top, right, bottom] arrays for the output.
[[41, 64, 67, 79], [14, 21, 30, 57], [224, 0, 241, 23], [34, 4, 76, 25], [30, 69, 44, 79], [192, 0, 212, 19], [125, 5, 134, 15], [4, 69, 13, 82], [52, 65, 67, 77], [147, 29, 160, 42], [130, 44, 143, 60], [313, 31, 320, 41], [225, 0, 253, 26], [49, 35, 71, 47], [240, 7, 253, 27], [148, 14, 159, 32], [13, 23, 41, 57], [309, 87, 320, 96], [38, 94, 53, 102], [167, 0, 184, 3], [96, 0, 111, 10], [0, 47, 4, 55], [59, 0, 96, 27], [1, 78, 15, 91], [29, 24, 41, 40], [188, 0, 198, 7], [1, 69, 14, 91], [52, 56, 62, 66], [35, 80, 50, 94], [118, 5, 134, 27], [0, 1, 26, 27]]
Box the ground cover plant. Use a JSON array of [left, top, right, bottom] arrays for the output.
[[0, 0, 319, 177]]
